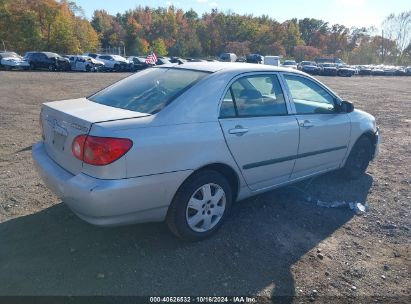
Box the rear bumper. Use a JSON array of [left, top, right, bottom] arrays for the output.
[[32, 142, 192, 226]]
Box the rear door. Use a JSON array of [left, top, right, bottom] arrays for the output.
[[281, 73, 350, 179], [219, 73, 299, 191]]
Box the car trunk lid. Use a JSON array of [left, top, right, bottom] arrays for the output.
[[41, 98, 149, 175]]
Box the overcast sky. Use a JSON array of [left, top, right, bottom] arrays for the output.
[[76, 0, 410, 29]]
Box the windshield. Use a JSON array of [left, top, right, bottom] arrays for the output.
[[283, 61, 296, 65], [89, 68, 209, 114], [44, 52, 61, 58]]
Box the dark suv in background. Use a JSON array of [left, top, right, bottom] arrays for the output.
[[26, 52, 71, 71]]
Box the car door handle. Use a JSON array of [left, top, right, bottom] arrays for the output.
[[299, 120, 314, 128], [228, 126, 249, 135]]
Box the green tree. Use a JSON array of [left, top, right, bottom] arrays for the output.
[[151, 38, 167, 56], [282, 19, 304, 56], [298, 18, 328, 45]]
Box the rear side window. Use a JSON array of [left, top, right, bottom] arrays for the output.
[[220, 74, 287, 117], [89, 68, 209, 114]]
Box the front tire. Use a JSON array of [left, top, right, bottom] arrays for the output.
[[48, 64, 55, 72], [166, 170, 232, 241], [342, 136, 373, 179]]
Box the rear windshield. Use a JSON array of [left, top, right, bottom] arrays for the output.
[[88, 68, 209, 114]]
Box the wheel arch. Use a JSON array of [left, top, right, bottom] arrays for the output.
[[343, 130, 377, 166], [174, 163, 240, 203], [196, 163, 240, 201]]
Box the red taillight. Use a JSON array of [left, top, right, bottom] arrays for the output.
[[72, 135, 133, 166]]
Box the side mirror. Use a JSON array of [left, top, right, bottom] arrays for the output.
[[341, 100, 354, 113]]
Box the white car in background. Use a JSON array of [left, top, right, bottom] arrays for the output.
[[281, 60, 298, 69], [67, 55, 104, 72], [95, 54, 131, 71], [0, 52, 30, 70]]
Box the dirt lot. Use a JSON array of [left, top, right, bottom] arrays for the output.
[[0, 71, 409, 303]]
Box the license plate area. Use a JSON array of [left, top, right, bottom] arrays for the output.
[[52, 130, 67, 151]]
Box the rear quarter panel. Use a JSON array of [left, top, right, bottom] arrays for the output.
[[91, 120, 242, 179]]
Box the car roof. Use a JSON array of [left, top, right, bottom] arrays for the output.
[[167, 61, 303, 74]]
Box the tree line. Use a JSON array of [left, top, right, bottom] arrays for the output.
[[0, 0, 410, 64]]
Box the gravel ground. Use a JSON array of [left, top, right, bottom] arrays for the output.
[[0, 71, 410, 303]]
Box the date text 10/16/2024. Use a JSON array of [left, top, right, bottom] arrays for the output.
[[150, 296, 257, 303]]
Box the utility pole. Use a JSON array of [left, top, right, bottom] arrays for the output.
[[2, 40, 5, 52]]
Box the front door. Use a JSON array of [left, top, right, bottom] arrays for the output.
[[219, 73, 300, 190], [282, 74, 350, 179]]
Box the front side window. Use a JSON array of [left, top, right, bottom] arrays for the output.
[[220, 74, 287, 117], [283, 74, 335, 114], [89, 68, 208, 114]]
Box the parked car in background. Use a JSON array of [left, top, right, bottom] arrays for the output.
[[67, 55, 104, 72], [127, 56, 150, 71], [0, 52, 30, 70], [315, 57, 344, 64], [95, 54, 131, 71], [318, 63, 338, 76], [246, 54, 264, 64], [235, 57, 246, 63], [337, 65, 356, 77], [26, 52, 70, 71], [371, 66, 384, 76], [281, 60, 297, 69], [297, 61, 319, 75], [32, 62, 379, 241], [220, 53, 237, 62], [169, 57, 187, 64], [155, 57, 171, 65], [394, 67, 407, 76], [82, 53, 99, 59], [358, 65, 373, 75]]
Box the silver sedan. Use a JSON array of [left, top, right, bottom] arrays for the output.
[[32, 62, 379, 241]]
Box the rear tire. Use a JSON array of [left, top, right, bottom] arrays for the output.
[[166, 170, 232, 241], [341, 136, 373, 179]]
